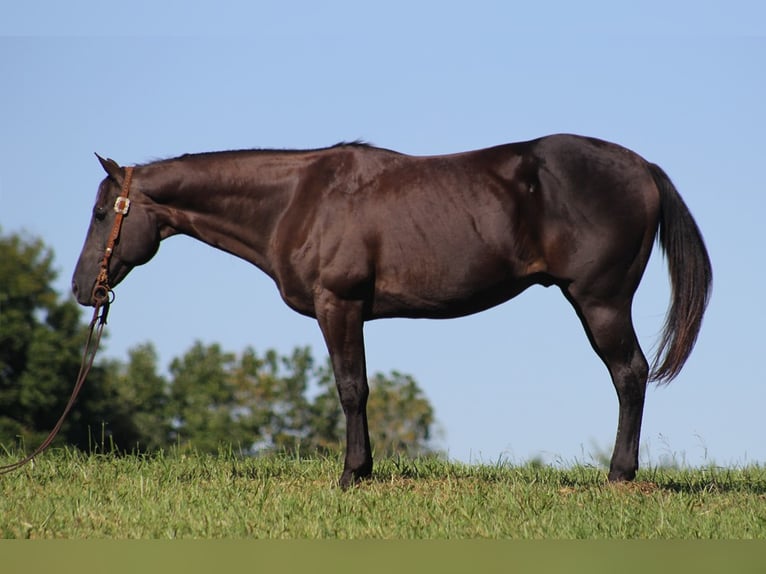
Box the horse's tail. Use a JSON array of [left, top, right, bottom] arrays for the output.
[[648, 163, 712, 384]]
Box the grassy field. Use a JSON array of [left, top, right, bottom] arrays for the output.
[[2, 450, 765, 539]]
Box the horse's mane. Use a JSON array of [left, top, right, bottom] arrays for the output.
[[141, 140, 375, 167]]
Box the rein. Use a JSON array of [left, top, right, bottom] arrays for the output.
[[0, 167, 134, 475]]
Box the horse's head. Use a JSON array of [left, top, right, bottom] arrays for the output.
[[72, 155, 161, 306]]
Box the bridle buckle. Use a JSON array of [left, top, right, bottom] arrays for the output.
[[114, 196, 131, 215]]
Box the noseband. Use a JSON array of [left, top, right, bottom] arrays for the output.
[[93, 166, 134, 304]]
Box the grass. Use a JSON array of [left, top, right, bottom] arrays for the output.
[[2, 449, 765, 539]]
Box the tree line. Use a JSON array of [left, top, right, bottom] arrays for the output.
[[0, 229, 438, 457]]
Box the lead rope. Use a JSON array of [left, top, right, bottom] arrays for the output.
[[0, 299, 110, 475], [0, 166, 133, 475]]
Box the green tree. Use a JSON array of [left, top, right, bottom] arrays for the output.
[[307, 365, 438, 457], [0, 230, 117, 450], [162, 342, 439, 458], [367, 371, 436, 457], [166, 343, 320, 454], [98, 343, 169, 452], [231, 346, 314, 453], [1, 231, 62, 438], [167, 341, 243, 453]]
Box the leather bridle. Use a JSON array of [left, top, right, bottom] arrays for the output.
[[0, 166, 134, 475], [93, 165, 134, 304]]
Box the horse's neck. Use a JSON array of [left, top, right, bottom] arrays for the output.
[[142, 154, 307, 275]]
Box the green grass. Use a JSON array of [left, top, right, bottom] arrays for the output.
[[2, 450, 765, 538]]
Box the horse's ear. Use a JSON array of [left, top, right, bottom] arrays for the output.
[[95, 153, 123, 181]]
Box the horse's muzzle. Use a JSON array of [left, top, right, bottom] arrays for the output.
[[72, 279, 97, 307]]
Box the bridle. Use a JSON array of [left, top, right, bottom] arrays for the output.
[[94, 166, 134, 303], [0, 167, 134, 475]]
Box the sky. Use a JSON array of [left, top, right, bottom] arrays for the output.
[[2, 2, 765, 468]]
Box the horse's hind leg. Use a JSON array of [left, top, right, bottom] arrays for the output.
[[563, 289, 649, 481]]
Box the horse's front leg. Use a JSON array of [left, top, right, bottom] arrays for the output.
[[314, 289, 372, 488]]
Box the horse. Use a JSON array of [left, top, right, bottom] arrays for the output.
[[72, 134, 712, 487]]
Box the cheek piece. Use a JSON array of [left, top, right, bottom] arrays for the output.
[[92, 166, 134, 304]]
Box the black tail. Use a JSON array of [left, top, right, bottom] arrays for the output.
[[648, 163, 712, 383]]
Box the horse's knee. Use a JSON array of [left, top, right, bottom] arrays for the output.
[[336, 377, 369, 414]]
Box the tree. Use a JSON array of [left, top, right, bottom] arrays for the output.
[[166, 343, 322, 454], [1, 231, 62, 438], [162, 342, 440, 457], [97, 343, 170, 452], [167, 341, 244, 453], [307, 366, 438, 457], [231, 346, 314, 452], [0, 229, 118, 450], [367, 371, 436, 457]]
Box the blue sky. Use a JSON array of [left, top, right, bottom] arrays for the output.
[[2, 2, 765, 467]]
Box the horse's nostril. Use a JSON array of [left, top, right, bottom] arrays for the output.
[[72, 281, 79, 297]]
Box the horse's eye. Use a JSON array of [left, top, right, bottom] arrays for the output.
[[93, 207, 107, 221]]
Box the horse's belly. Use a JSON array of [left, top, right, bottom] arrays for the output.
[[369, 259, 534, 319]]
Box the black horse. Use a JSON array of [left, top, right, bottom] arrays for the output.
[[72, 134, 712, 487]]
